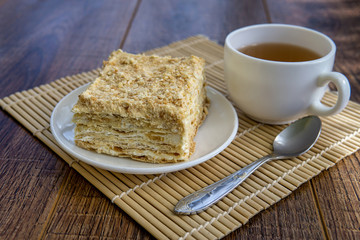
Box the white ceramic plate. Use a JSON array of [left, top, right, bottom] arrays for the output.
[[50, 84, 238, 174]]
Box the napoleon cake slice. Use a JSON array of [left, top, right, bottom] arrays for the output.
[[72, 50, 208, 163]]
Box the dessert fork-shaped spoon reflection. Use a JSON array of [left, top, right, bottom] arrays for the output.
[[174, 115, 322, 215]]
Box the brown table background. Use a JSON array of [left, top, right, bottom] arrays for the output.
[[1, 0, 359, 239]]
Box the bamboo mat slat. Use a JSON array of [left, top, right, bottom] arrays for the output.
[[1, 35, 360, 240]]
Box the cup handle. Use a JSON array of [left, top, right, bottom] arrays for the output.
[[309, 72, 351, 116]]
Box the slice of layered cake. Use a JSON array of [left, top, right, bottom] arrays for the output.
[[72, 50, 209, 163]]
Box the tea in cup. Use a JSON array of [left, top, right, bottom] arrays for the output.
[[224, 24, 351, 124]]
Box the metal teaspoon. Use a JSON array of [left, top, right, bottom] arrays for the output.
[[174, 115, 322, 215]]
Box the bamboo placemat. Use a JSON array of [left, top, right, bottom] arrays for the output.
[[2, 35, 360, 240]]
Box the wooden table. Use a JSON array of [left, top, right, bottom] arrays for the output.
[[1, 0, 359, 239]]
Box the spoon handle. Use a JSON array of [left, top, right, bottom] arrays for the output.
[[174, 154, 276, 215]]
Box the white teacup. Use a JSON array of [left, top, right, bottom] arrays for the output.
[[224, 24, 351, 124]]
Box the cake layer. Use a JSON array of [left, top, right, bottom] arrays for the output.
[[75, 140, 193, 163], [73, 113, 182, 133], [74, 125, 183, 146], [72, 50, 206, 121]]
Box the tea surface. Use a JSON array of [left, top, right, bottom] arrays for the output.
[[238, 43, 321, 62]]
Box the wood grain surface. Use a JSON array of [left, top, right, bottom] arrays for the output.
[[1, 0, 359, 239]]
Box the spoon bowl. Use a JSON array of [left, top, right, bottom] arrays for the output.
[[174, 115, 322, 215], [273, 116, 322, 157]]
